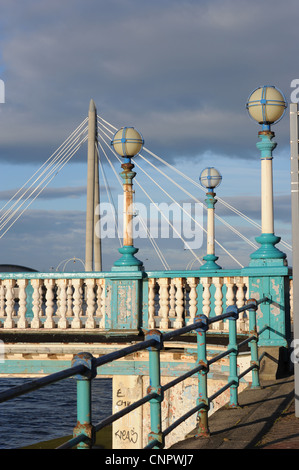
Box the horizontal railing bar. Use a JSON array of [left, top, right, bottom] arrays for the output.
[[238, 364, 255, 381], [56, 433, 89, 450], [208, 348, 234, 366], [209, 380, 235, 402], [162, 320, 206, 341], [0, 364, 87, 404], [163, 402, 207, 438], [94, 392, 157, 432], [93, 338, 158, 368], [162, 363, 205, 392], [237, 335, 256, 349]]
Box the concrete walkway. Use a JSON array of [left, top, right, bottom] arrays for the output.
[[170, 374, 298, 449]]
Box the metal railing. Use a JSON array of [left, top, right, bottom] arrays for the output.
[[0, 297, 269, 449]]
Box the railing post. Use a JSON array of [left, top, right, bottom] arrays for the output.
[[247, 299, 261, 389], [195, 313, 210, 437], [146, 330, 164, 449], [227, 305, 240, 408], [72, 352, 97, 449]]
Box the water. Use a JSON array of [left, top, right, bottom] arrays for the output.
[[0, 377, 112, 449]]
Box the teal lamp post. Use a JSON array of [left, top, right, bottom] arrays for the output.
[[246, 85, 287, 265], [199, 167, 222, 270], [111, 127, 144, 268]]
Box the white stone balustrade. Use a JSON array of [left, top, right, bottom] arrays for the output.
[[0, 273, 293, 334], [147, 275, 251, 333], [0, 277, 106, 330]]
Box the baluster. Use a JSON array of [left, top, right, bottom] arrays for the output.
[[235, 277, 245, 332], [95, 278, 102, 326], [4, 279, 16, 328], [57, 279, 69, 329], [66, 280, 73, 316], [243, 277, 249, 332], [30, 279, 42, 329], [169, 279, 176, 317], [148, 278, 156, 329], [0, 281, 5, 318], [201, 277, 211, 318], [174, 278, 184, 328], [44, 279, 55, 328], [72, 279, 83, 329], [158, 278, 170, 329], [98, 278, 106, 329], [85, 278, 96, 328], [224, 277, 235, 332], [187, 277, 198, 325], [39, 284, 44, 318], [213, 277, 223, 330], [17, 279, 28, 329]]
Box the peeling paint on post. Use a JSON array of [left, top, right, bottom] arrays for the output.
[[242, 265, 291, 348], [103, 268, 144, 331]]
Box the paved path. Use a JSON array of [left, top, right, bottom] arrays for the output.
[[170, 374, 298, 449]]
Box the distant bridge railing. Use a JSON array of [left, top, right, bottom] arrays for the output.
[[0, 297, 269, 449]]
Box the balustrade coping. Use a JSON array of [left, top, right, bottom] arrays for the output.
[[0, 265, 292, 280]]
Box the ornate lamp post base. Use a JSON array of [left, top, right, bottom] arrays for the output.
[[250, 233, 287, 264], [113, 245, 143, 269], [200, 254, 222, 271]]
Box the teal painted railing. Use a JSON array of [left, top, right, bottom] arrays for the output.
[[0, 297, 268, 449]]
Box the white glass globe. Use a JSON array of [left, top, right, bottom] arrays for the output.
[[246, 86, 287, 125], [199, 167, 222, 190], [111, 127, 144, 157]]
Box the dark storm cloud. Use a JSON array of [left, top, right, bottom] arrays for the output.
[[0, 0, 297, 165]]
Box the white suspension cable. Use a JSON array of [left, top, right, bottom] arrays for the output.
[[133, 156, 244, 267], [96, 143, 122, 247], [0, 130, 88, 234], [0, 134, 88, 238], [138, 152, 258, 250], [142, 146, 292, 251], [0, 118, 88, 223], [0, 122, 88, 229]]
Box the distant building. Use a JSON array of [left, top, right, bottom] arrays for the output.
[[0, 265, 38, 273]]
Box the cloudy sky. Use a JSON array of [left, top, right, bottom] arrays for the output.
[[0, 0, 296, 272]]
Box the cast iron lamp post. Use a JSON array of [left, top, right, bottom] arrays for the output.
[[111, 127, 144, 267], [199, 167, 222, 270], [246, 85, 287, 263]]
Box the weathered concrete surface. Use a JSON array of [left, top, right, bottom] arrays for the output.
[[170, 374, 294, 449]]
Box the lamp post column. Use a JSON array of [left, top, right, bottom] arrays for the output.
[[111, 127, 144, 268], [251, 130, 286, 260], [199, 167, 222, 271], [121, 158, 136, 247]]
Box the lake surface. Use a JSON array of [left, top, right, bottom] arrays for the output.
[[0, 377, 112, 449]]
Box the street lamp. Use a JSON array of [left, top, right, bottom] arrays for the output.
[[199, 167, 222, 270], [111, 126, 144, 267], [246, 85, 287, 263]]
